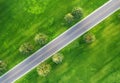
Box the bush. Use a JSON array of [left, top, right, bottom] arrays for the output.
[[64, 13, 74, 24], [19, 42, 34, 54], [37, 63, 51, 77], [72, 7, 83, 19], [83, 33, 96, 43], [34, 33, 48, 46], [52, 53, 64, 64]]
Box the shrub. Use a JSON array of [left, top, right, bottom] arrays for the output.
[[19, 42, 34, 54], [83, 33, 96, 43], [72, 7, 83, 19], [52, 53, 64, 64], [64, 13, 74, 24], [37, 63, 51, 77], [34, 33, 48, 46]]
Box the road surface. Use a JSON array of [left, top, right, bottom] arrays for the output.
[[0, 0, 120, 83]]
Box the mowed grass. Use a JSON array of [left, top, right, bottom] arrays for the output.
[[1, 0, 120, 83]]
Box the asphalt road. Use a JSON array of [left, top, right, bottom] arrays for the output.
[[0, 0, 120, 83]]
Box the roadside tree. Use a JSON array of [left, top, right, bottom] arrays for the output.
[[64, 13, 74, 24], [34, 33, 48, 46], [37, 63, 51, 77], [83, 33, 96, 43], [72, 7, 83, 19], [52, 53, 64, 64], [19, 42, 34, 54]]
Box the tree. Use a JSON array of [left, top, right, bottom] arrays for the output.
[[0, 60, 7, 74], [37, 63, 51, 77], [72, 7, 83, 19], [52, 53, 64, 64], [34, 33, 48, 46], [83, 33, 96, 43], [64, 13, 74, 24], [19, 42, 34, 54]]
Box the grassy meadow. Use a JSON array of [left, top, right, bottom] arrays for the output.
[[16, 11, 120, 83], [1, 0, 120, 83]]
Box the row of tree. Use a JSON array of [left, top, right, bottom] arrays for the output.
[[19, 33, 64, 77], [64, 7, 83, 24], [37, 53, 64, 77], [34, 7, 96, 77], [19, 32, 96, 55], [19, 33, 48, 54]]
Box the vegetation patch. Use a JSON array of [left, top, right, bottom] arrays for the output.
[[24, 0, 49, 14]]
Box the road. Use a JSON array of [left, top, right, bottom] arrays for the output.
[[0, 0, 120, 83]]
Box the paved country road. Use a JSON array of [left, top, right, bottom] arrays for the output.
[[0, 0, 120, 83]]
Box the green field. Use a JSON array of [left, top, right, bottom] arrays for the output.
[[1, 0, 120, 83], [16, 12, 120, 83]]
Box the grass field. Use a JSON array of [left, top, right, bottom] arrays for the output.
[[15, 11, 120, 83], [1, 0, 120, 83]]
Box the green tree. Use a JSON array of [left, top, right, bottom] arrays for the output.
[[34, 33, 48, 46], [0, 60, 7, 75], [64, 13, 74, 24], [19, 42, 34, 54], [72, 7, 83, 19], [83, 33, 96, 43], [37, 63, 51, 77], [52, 53, 64, 64]]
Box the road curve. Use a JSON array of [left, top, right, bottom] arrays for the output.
[[0, 0, 120, 83]]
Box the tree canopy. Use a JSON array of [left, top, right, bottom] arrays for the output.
[[64, 13, 74, 24], [34, 33, 48, 46], [19, 42, 34, 54], [83, 32, 96, 43], [72, 7, 83, 19], [52, 53, 64, 64], [37, 63, 51, 77]]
